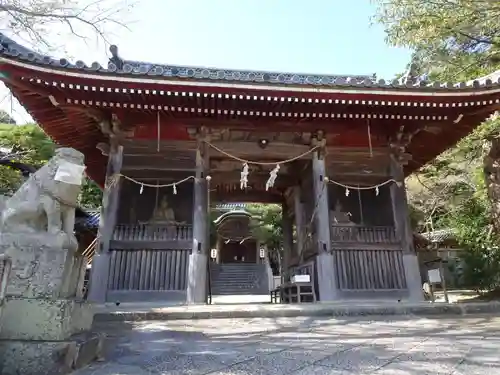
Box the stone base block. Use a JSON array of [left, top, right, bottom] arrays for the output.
[[402, 253, 425, 302], [186, 253, 207, 304], [0, 297, 93, 341], [0, 332, 105, 375], [0, 232, 78, 299], [316, 253, 339, 301]]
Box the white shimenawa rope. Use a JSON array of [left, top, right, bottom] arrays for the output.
[[327, 178, 401, 197], [205, 141, 319, 166], [205, 141, 320, 191], [111, 174, 205, 195]]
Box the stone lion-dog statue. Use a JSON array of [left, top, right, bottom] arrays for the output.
[[0, 148, 86, 247]]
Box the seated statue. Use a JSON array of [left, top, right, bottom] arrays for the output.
[[330, 200, 354, 225], [0, 148, 85, 249], [150, 196, 176, 224]]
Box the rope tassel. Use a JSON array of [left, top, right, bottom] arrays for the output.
[[240, 163, 249, 190], [266, 164, 280, 191]]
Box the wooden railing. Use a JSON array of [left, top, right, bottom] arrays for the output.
[[331, 225, 398, 244], [333, 248, 406, 290], [112, 224, 193, 242], [108, 248, 190, 292]]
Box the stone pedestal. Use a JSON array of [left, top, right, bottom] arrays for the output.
[[403, 253, 425, 302], [316, 253, 338, 301], [186, 252, 207, 304], [0, 233, 104, 375]]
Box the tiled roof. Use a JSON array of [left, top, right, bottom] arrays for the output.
[[74, 209, 100, 229], [2, 32, 500, 91], [420, 229, 455, 243], [215, 203, 247, 211], [75, 206, 249, 229]]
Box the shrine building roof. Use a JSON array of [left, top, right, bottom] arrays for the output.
[[1, 32, 500, 186], [2, 33, 499, 91]]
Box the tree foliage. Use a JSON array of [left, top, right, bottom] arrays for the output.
[[0, 0, 132, 49], [0, 110, 15, 125], [246, 203, 283, 273], [374, 0, 500, 289], [0, 123, 102, 207], [246, 203, 283, 251], [373, 0, 500, 81]]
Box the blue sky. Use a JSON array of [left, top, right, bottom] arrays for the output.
[[1, 0, 412, 123]]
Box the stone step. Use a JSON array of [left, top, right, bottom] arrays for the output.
[[95, 302, 500, 322], [210, 275, 262, 280]]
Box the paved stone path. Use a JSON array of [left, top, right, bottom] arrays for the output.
[[75, 315, 500, 374]]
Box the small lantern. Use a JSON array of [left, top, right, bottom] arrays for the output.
[[259, 247, 265, 259], [210, 248, 217, 259]]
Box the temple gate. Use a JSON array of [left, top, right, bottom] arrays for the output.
[[1, 32, 500, 304]]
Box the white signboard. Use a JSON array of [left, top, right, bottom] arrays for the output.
[[291, 275, 310, 283], [54, 161, 86, 185], [259, 247, 265, 258], [428, 269, 441, 283]]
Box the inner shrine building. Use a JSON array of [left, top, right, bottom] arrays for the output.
[[1, 32, 500, 304]]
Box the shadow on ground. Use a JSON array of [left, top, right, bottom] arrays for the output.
[[74, 313, 500, 375]]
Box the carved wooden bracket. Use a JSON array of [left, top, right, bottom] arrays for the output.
[[389, 125, 422, 161], [195, 126, 211, 142], [87, 110, 134, 140], [311, 130, 327, 158]]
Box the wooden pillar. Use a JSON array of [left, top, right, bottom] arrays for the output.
[[186, 140, 209, 304], [312, 147, 339, 301], [88, 142, 123, 303], [282, 201, 294, 279], [390, 154, 423, 301], [293, 186, 305, 258]]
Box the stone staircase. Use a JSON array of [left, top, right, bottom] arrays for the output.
[[209, 263, 270, 296]]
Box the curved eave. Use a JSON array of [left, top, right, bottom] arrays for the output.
[[2, 56, 500, 98], [4, 81, 107, 186], [214, 210, 252, 226], [2, 56, 500, 179]]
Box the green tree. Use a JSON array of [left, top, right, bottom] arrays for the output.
[[0, 110, 16, 125], [247, 203, 283, 251], [0, 123, 102, 207], [1, 0, 132, 49], [246, 203, 283, 271], [374, 0, 500, 289], [372, 0, 500, 81]]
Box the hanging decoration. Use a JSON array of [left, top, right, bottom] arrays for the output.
[[266, 164, 280, 191], [219, 234, 252, 244], [204, 141, 319, 191], [157, 111, 161, 153], [240, 163, 249, 190], [112, 173, 196, 194], [367, 119, 373, 158], [328, 177, 400, 197]]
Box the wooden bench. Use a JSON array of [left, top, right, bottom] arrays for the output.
[[270, 286, 282, 303], [271, 281, 316, 304], [281, 281, 316, 303]]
